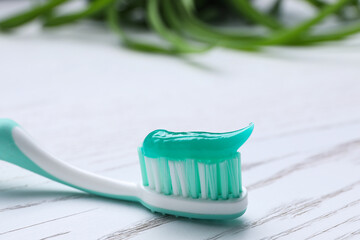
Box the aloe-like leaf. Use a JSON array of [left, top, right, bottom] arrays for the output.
[[305, 0, 327, 9], [228, 0, 283, 29], [299, 21, 360, 44], [162, 0, 261, 51], [44, 0, 115, 27], [107, 5, 178, 54], [305, 0, 351, 20], [146, 0, 211, 53], [0, 0, 68, 31], [265, 0, 353, 45], [268, 0, 283, 17]]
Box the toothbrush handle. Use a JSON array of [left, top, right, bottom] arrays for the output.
[[0, 119, 139, 201]]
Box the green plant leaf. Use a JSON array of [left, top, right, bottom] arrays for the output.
[[0, 0, 68, 31]]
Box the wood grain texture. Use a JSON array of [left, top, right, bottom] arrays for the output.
[[1, 2, 360, 239]]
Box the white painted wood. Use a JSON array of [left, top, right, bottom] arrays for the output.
[[1, 2, 360, 239]]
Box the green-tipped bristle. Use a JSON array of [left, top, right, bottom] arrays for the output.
[[139, 149, 242, 200]]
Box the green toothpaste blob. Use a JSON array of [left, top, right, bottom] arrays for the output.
[[142, 123, 254, 160]]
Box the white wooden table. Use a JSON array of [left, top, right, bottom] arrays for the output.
[[1, 3, 360, 239]]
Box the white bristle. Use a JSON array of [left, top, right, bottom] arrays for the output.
[[229, 156, 240, 197], [198, 163, 207, 199], [175, 161, 188, 197], [159, 158, 171, 194], [145, 157, 155, 189], [186, 159, 198, 198], [207, 164, 218, 200], [151, 158, 161, 192], [143, 154, 242, 200], [168, 161, 180, 195], [219, 161, 229, 199]]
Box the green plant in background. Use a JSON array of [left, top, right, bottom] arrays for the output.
[[1, 0, 360, 54]]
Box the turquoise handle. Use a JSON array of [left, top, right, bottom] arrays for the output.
[[0, 119, 53, 178], [0, 118, 139, 201]]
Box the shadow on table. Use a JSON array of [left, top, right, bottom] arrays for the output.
[[1, 187, 250, 239]]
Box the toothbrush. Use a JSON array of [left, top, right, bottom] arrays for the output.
[[0, 119, 253, 220]]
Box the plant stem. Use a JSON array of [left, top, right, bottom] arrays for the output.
[[0, 0, 68, 31]]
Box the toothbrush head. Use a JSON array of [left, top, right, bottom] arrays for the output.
[[137, 123, 253, 220]]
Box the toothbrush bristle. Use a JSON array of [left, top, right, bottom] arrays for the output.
[[140, 153, 242, 200]]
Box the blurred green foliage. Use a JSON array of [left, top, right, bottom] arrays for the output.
[[1, 0, 360, 54]]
